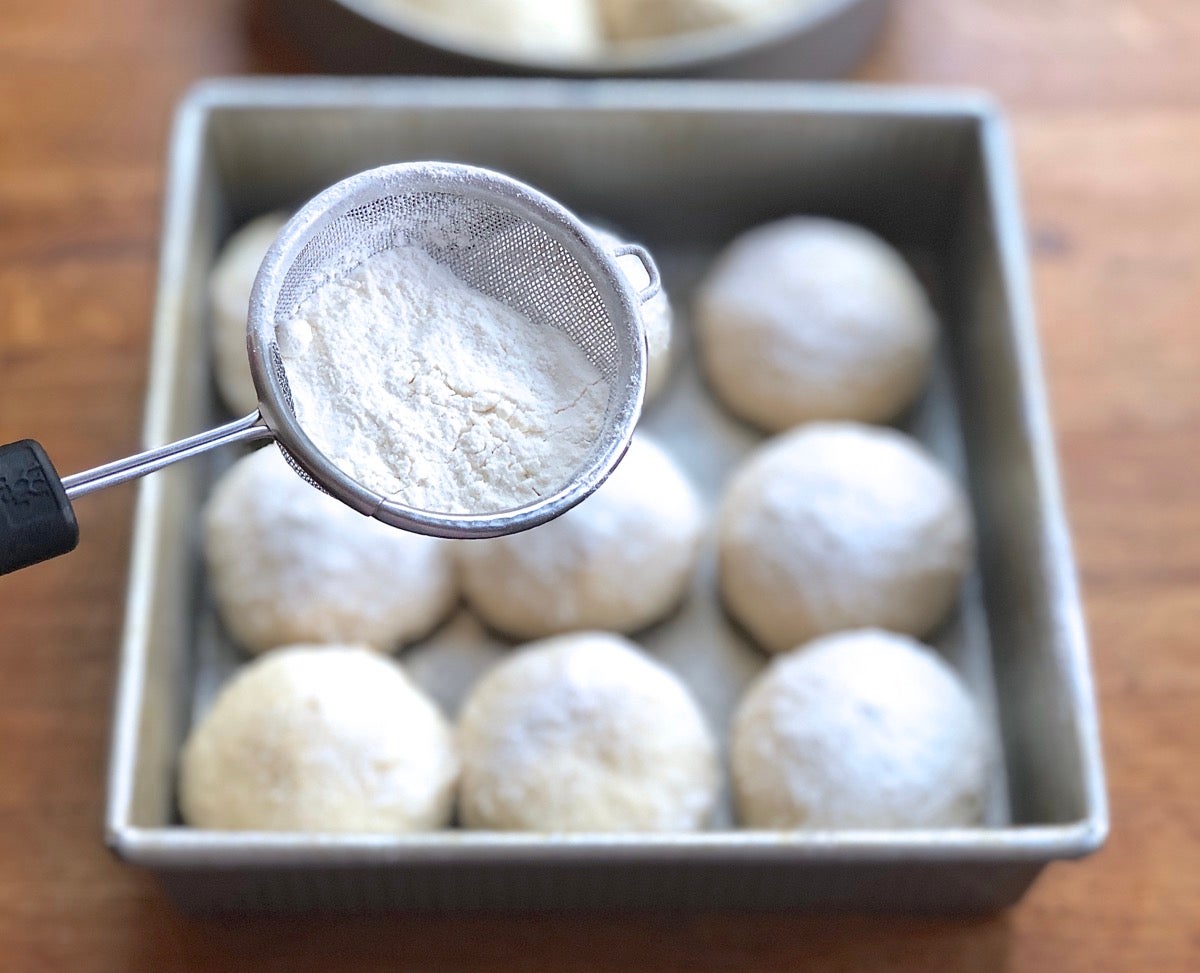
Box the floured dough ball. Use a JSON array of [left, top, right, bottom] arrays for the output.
[[592, 226, 673, 402], [599, 0, 795, 42], [641, 282, 674, 402], [718, 422, 972, 653], [458, 436, 703, 639], [208, 212, 289, 416], [731, 629, 990, 828], [457, 632, 719, 831], [204, 446, 457, 654], [696, 217, 936, 431], [392, 0, 602, 61], [179, 646, 458, 832]]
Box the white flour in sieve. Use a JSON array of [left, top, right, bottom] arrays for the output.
[[276, 245, 608, 514]]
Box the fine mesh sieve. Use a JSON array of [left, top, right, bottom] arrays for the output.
[[251, 162, 652, 539], [0, 162, 657, 575]]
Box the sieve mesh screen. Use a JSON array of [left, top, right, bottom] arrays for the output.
[[246, 163, 647, 538]]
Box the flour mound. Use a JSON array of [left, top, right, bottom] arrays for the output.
[[279, 246, 608, 515]]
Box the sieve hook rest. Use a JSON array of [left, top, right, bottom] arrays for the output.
[[611, 243, 662, 303]]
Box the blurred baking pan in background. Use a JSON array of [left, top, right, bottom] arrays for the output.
[[266, 0, 887, 76]]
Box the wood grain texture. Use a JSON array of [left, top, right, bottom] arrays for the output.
[[1, 0, 1198, 969]]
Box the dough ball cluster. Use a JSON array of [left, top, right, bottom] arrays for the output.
[[204, 446, 457, 654], [184, 196, 988, 840], [179, 646, 458, 832], [208, 212, 289, 417], [456, 632, 719, 831], [458, 436, 703, 639], [731, 629, 990, 828], [718, 422, 973, 654], [696, 217, 936, 431]]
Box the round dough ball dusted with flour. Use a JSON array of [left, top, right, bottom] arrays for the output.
[[179, 646, 458, 832], [208, 212, 289, 416], [204, 446, 456, 654], [592, 226, 673, 402], [457, 632, 719, 831], [636, 276, 673, 402], [696, 217, 936, 431], [396, 0, 601, 61], [458, 436, 703, 639], [599, 0, 796, 42], [731, 629, 990, 828], [718, 422, 973, 654]]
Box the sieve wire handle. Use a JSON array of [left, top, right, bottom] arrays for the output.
[[0, 413, 270, 576], [62, 412, 271, 499], [611, 243, 662, 303]]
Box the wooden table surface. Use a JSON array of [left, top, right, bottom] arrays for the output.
[[1, 1, 1198, 969]]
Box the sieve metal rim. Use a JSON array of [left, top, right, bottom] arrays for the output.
[[245, 161, 647, 539]]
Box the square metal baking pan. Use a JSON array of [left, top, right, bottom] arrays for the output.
[[105, 78, 1107, 914]]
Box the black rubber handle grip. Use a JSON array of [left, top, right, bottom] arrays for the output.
[[0, 440, 79, 575]]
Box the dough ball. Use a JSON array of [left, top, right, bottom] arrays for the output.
[[458, 436, 703, 639], [179, 645, 458, 832], [718, 422, 972, 653], [592, 226, 673, 402], [208, 212, 289, 416], [642, 281, 674, 402], [393, 0, 602, 61], [599, 0, 794, 42], [696, 217, 936, 431], [457, 632, 719, 831], [731, 629, 990, 828], [204, 446, 457, 654]]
